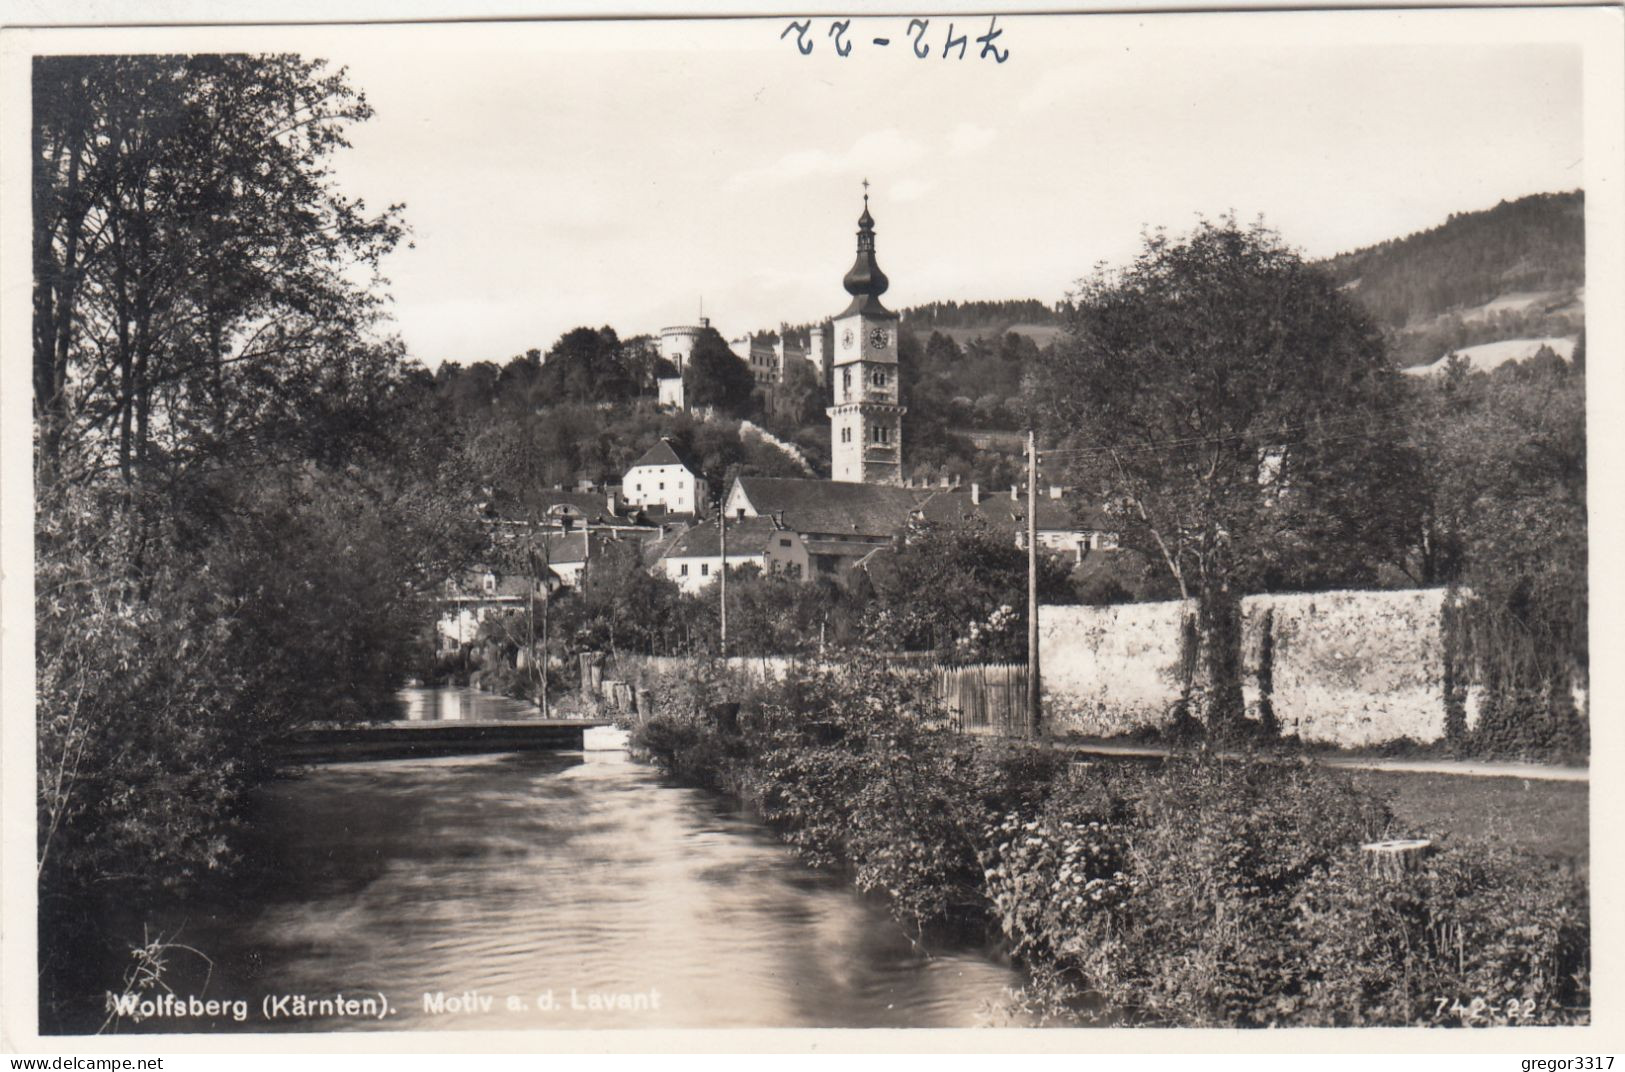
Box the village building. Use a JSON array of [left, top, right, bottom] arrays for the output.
[[917, 483, 1120, 561], [722, 475, 927, 579], [622, 438, 707, 516], [657, 515, 810, 593], [435, 570, 547, 650]]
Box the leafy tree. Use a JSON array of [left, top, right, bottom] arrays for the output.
[[31, 56, 478, 1021], [924, 330, 963, 366], [533, 325, 634, 404], [683, 327, 756, 416], [864, 520, 1074, 659], [32, 55, 405, 488], [1030, 217, 1422, 731], [1405, 358, 1586, 750], [773, 354, 827, 426]]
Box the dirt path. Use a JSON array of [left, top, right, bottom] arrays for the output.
[[1051, 739, 1588, 782]]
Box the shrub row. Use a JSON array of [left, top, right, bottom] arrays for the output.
[[630, 657, 1589, 1027]]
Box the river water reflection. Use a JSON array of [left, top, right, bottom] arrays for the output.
[[170, 687, 1031, 1031]]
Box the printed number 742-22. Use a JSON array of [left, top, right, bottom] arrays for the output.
[[1434, 996, 1536, 1022]]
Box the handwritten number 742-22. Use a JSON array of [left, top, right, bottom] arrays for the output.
[[780, 17, 1009, 62]]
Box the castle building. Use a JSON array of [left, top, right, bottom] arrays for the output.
[[656, 318, 711, 410], [827, 194, 906, 485]]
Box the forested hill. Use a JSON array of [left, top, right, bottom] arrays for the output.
[[898, 299, 1060, 333], [1323, 191, 1584, 330]]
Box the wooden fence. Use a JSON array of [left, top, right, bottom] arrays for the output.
[[934, 662, 1034, 738], [596, 651, 1037, 739]]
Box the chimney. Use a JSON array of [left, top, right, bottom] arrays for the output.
[[1049, 486, 1063, 500], [1010, 485, 1019, 501], [700, 316, 710, 329], [971, 483, 981, 505], [939, 475, 949, 488]]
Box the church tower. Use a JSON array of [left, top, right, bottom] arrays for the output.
[[827, 188, 905, 484]]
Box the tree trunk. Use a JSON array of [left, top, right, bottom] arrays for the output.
[[1199, 582, 1246, 734], [1361, 839, 1433, 881]]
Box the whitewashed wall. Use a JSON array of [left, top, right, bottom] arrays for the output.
[[1041, 588, 1460, 746]]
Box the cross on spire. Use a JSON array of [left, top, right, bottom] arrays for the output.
[[862, 177, 869, 208]]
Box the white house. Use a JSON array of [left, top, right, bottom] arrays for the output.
[[623, 438, 706, 515], [657, 516, 810, 594]]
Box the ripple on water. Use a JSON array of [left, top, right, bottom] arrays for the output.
[[150, 689, 1034, 1031]]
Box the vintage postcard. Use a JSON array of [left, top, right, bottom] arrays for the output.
[[2, 2, 1621, 1057]]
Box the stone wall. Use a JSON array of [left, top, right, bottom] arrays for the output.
[[1041, 588, 1460, 746], [1038, 601, 1192, 736]]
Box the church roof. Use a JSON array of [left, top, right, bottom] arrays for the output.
[[734, 477, 930, 538], [839, 195, 896, 320], [916, 488, 1117, 534], [629, 437, 694, 471]]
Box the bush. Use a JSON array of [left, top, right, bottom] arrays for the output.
[[1291, 845, 1588, 1025], [630, 657, 1589, 1027]]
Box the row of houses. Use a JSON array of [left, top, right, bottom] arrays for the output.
[[438, 440, 1120, 647]]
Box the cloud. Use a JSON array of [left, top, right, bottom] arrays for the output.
[[726, 128, 929, 190], [948, 122, 997, 156], [889, 178, 936, 203]]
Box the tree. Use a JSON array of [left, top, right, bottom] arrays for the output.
[[1405, 358, 1586, 750], [773, 355, 826, 426], [1030, 217, 1421, 731], [32, 57, 473, 1019], [533, 325, 634, 404], [683, 327, 755, 415], [864, 520, 1074, 660], [32, 55, 405, 489]]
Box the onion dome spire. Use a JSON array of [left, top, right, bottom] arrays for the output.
[[841, 179, 893, 317]]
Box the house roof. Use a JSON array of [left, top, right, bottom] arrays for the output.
[[640, 524, 690, 567], [733, 477, 930, 538], [494, 489, 623, 526], [802, 538, 886, 559], [630, 437, 694, 471], [661, 516, 790, 560], [916, 488, 1116, 534]]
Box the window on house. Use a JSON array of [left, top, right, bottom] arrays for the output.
[[659, 482, 665, 490], [701, 563, 709, 576], [680, 564, 689, 576], [779, 538, 792, 547], [842, 368, 852, 396], [872, 425, 890, 444], [872, 370, 887, 387]]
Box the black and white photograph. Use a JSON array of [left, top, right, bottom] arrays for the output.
[[2, 2, 1621, 1053]]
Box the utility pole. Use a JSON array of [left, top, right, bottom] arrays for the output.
[[718, 507, 728, 656], [1027, 428, 1042, 738]]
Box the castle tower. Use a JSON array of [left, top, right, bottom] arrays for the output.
[[827, 188, 905, 484]]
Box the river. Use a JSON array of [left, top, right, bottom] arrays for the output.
[[144, 686, 1031, 1031]]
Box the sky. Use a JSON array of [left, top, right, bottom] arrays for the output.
[[305, 14, 1585, 368]]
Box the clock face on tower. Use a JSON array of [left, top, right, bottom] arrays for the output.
[[868, 327, 889, 351], [841, 328, 855, 349]]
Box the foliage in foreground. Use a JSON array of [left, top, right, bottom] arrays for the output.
[[630, 659, 1589, 1027]]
